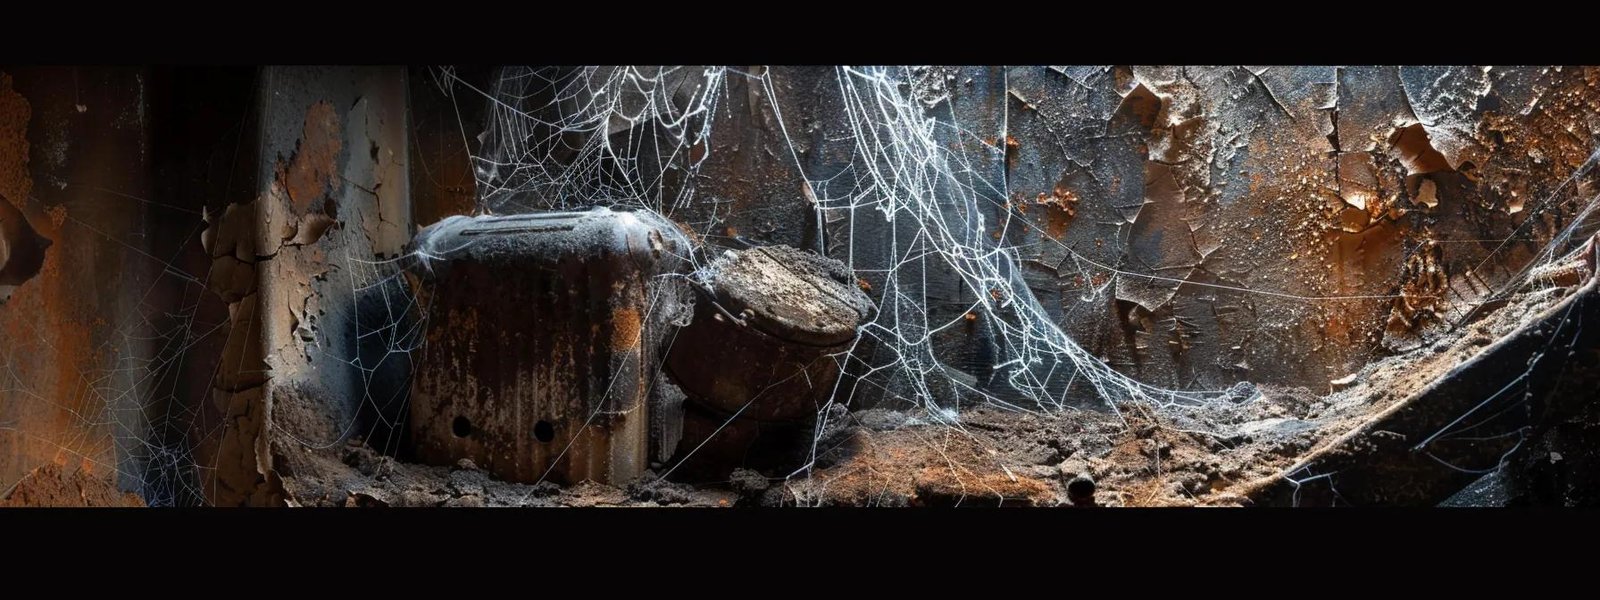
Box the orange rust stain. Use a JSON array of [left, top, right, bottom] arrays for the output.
[[1028, 183, 1080, 240], [0, 73, 119, 487], [856, 278, 871, 292], [0, 72, 32, 205], [1043, 205, 1072, 239], [283, 100, 342, 215], [611, 308, 641, 351], [1, 216, 102, 476]]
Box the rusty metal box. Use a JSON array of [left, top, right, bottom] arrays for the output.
[[406, 207, 690, 485]]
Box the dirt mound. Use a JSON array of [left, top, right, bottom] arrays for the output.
[[2, 462, 145, 507]]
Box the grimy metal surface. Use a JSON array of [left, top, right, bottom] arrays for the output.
[[202, 66, 412, 507], [665, 245, 871, 476], [1244, 245, 1600, 506], [407, 207, 690, 485], [0, 67, 164, 504]]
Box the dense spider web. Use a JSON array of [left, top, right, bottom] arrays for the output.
[[0, 197, 227, 506], [3, 66, 1597, 507], [431, 65, 1600, 488], [471, 66, 1226, 411]]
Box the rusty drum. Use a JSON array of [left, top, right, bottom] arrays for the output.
[[664, 245, 872, 476], [406, 207, 690, 485]]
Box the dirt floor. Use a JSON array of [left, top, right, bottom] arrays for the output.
[[786, 282, 1578, 508], [268, 273, 1583, 508], [1, 461, 146, 507]]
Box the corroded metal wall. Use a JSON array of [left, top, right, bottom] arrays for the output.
[[0, 68, 163, 504], [204, 66, 413, 506], [4, 66, 1596, 505], [999, 66, 1599, 391], [646, 66, 1600, 397], [1, 67, 270, 506], [407, 66, 486, 230]]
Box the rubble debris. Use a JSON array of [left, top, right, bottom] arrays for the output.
[[1247, 273, 1599, 506], [728, 468, 770, 503], [0, 461, 145, 507], [9, 65, 1600, 510], [626, 472, 696, 505]]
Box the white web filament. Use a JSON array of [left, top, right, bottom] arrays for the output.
[[13, 66, 1598, 507], [465, 64, 1241, 426]]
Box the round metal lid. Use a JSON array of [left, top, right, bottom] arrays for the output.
[[704, 245, 872, 346]]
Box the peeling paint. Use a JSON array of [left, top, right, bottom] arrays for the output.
[[283, 101, 341, 215]]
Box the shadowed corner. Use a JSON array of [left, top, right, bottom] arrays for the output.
[[0, 192, 53, 303]]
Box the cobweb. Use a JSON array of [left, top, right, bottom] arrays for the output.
[[469, 66, 722, 216], [434, 66, 1300, 483], [4, 66, 1597, 507], [441, 64, 1600, 487], [1, 202, 223, 507], [459, 66, 1237, 421]]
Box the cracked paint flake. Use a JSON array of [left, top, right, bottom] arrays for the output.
[[980, 65, 1600, 390]]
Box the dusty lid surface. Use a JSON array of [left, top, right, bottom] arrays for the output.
[[408, 206, 689, 276], [707, 245, 873, 346]]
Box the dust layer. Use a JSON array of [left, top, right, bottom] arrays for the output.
[[267, 273, 1575, 508], [789, 280, 1577, 507], [1, 462, 145, 507]]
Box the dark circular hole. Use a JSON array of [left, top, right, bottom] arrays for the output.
[[533, 420, 555, 443], [452, 416, 472, 438], [1067, 475, 1096, 499]]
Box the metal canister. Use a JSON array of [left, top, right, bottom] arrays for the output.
[[406, 207, 690, 485], [664, 245, 872, 477]]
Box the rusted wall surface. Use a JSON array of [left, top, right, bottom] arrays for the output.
[[407, 67, 486, 230], [0, 67, 260, 506], [685, 66, 825, 251], [0, 68, 161, 502], [204, 66, 413, 505], [649, 66, 1600, 399], [4, 66, 1595, 505], [998, 66, 1600, 392]]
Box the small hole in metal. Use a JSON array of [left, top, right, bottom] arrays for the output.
[[533, 420, 555, 443], [452, 416, 472, 438]]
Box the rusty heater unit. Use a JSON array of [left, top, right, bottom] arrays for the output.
[[404, 206, 872, 486]]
